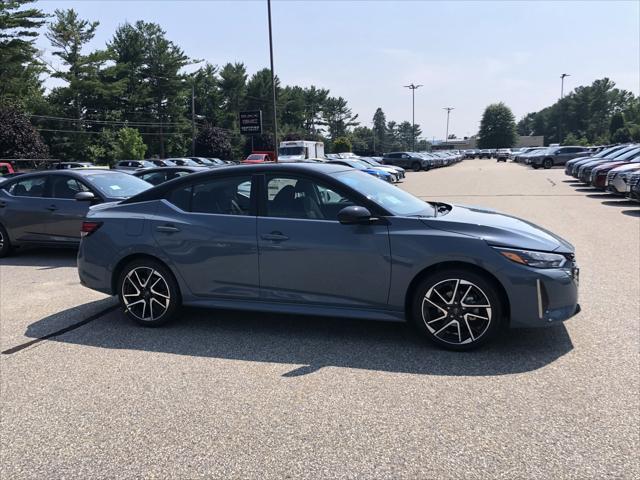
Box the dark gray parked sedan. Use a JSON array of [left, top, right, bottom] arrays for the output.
[[77, 163, 580, 350], [0, 169, 151, 256]]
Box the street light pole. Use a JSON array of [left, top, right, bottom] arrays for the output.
[[443, 107, 454, 145], [560, 73, 570, 99], [404, 83, 422, 151], [559, 73, 570, 144], [191, 83, 196, 156], [267, 0, 278, 161]]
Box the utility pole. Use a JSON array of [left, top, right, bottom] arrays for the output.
[[443, 107, 454, 145], [404, 83, 422, 151], [267, 0, 278, 161], [191, 83, 196, 156]]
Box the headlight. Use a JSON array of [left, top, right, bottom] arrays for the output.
[[493, 247, 567, 268]]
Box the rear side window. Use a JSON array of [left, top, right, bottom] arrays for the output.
[[7, 176, 47, 197], [166, 175, 253, 215]]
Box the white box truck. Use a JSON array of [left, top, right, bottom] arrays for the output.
[[277, 140, 325, 162]]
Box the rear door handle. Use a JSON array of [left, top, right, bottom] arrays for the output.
[[261, 232, 289, 242], [156, 225, 181, 233], [46, 205, 58, 212]]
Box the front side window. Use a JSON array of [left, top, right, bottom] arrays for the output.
[[6, 176, 47, 197], [167, 175, 253, 215], [266, 175, 354, 221], [50, 176, 90, 199], [140, 172, 168, 186]]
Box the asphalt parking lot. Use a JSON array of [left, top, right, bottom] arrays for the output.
[[1, 159, 638, 479]]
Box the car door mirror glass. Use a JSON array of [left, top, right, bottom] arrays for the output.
[[337, 205, 372, 224]]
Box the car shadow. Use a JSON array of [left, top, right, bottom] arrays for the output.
[[585, 192, 621, 199], [0, 247, 77, 269], [601, 199, 637, 207], [621, 209, 640, 217], [21, 303, 575, 377]]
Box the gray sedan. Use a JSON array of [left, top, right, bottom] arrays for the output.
[[0, 170, 151, 256], [77, 163, 580, 351]]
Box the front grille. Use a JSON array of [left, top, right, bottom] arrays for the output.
[[629, 173, 640, 189], [607, 171, 616, 184]]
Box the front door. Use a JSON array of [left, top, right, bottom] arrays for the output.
[[46, 175, 94, 243], [152, 174, 260, 299], [257, 174, 391, 308]]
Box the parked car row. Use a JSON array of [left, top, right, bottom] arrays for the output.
[[381, 151, 464, 171], [564, 144, 640, 201]]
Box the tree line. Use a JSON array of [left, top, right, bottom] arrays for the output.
[[1, 0, 427, 163]]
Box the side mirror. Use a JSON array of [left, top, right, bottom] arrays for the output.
[[75, 191, 96, 202], [337, 205, 372, 225]]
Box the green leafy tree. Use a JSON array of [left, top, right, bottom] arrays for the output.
[[0, 104, 49, 159], [562, 133, 590, 146], [397, 121, 422, 150], [477, 102, 517, 148], [303, 86, 329, 136], [351, 126, 374, 155], [114, 127, 146, 159], [609, 112, 625, 136], [195, 123, 231, 159], [611, 127, 632, 143], [321, 96, 359, 141], [0, 0, 47, 106], [333, 136, 352, 153], [372, 107, 387, 155]]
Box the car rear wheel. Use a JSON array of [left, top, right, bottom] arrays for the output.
[[410, 269, 503, 351], [531, 164, 540, 169], [411, 161, 421, 172], [0, 224, 11, 258], [543, 158, 553, 169], [118, 259, 180, 327]]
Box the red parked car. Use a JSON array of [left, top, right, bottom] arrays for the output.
[[0, 162, 16, 176], [242, 152, 274, 164]]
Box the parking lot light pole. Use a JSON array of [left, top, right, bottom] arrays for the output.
[[560, 73, 570, 99], [404, 84, 422, 151], [267, 0, 278, 161], [443, 107, 454, 145]]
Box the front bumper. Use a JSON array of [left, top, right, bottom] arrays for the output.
[[498, 261, 580, 329]]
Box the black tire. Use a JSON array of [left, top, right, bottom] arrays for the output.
[[411, 161, 421, 172], [117, 258, 180, 327], [543, 158, 553, 169], [0, 223, 11, 258], [410, 269, 503, 351], [531, 164, 540, 169]]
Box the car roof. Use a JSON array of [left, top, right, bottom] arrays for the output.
[[133, 166, 208, 175], [123, 162, 352, 204]]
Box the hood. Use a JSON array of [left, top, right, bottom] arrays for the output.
[[89, 200, 122, 212], [593, 161, 627, 172], [610, 162, 640, 173], [278, 155, 305, 161], [421, 204, 574, 253]]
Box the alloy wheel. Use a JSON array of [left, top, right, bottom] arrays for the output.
[[121, 267, 171, 322], [0, 230, 4, 249], [421, 278, 493, 345]]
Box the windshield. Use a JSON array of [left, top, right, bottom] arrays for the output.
[[334, 170, 434, 217], [247, 154, 264, 160], [194, 158, 214, 165], [613, 147, 640, 161], [86, 172, 152, 199], [608, 145, 638, 159], [279, 146, 304, 156]]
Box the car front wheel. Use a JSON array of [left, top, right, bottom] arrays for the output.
[[411, 161, 421, 172], [118, 259, 180, 326], [410, 269, 503, 350], [543, 158, 553, 169]]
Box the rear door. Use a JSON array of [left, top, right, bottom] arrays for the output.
[[45, 175, 94, 243], [153, 174, 260, 299], [0, 175, 52, 243]]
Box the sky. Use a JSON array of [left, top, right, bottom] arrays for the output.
[[35, 0, 640, 141]]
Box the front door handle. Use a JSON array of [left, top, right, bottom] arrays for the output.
[[261, 232, 289, 242], [0, 201, 6, 208], [46, 205, 58, 211], [156, 225, 181, 233]]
